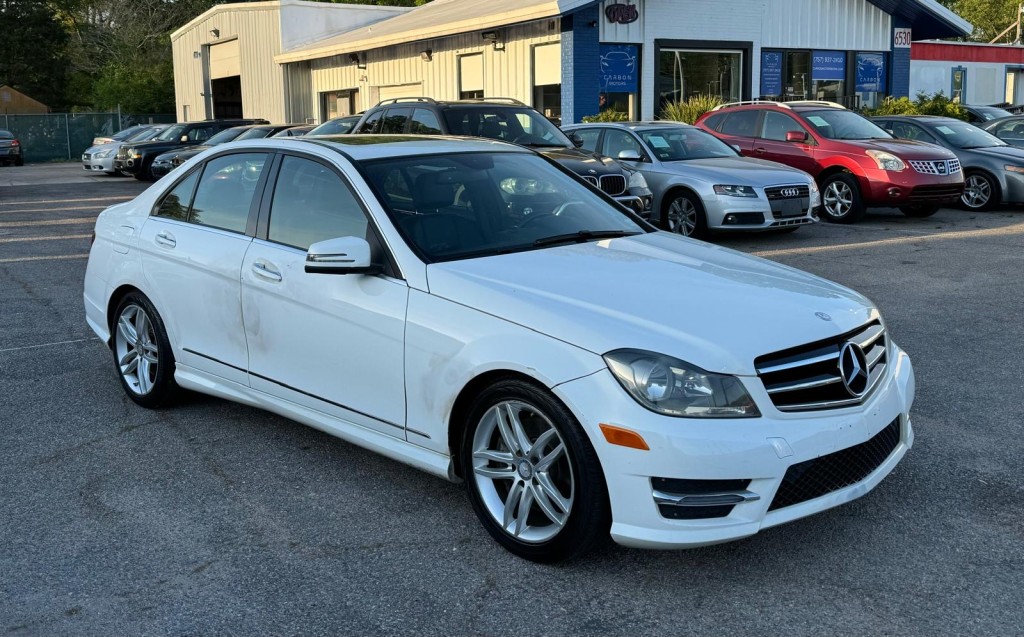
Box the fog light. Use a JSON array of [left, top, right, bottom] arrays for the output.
[[888, 188, 901, 197], [724, 214, 736, 224], [126, 159, 134, 167]]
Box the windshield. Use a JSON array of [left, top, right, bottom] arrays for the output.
[[156, 124, 188, 141], [801, 109, 891, 140], [0, 130, 13, 139], [442, 108, 573, 148], [639, 126, 738, 161], [204, 127, 246, 145], [973, 106, 1013, 121], [929, 121, 1006, 148], [309, 117, 358, 135], [361, 152, 645, 262], [124, 126, 155, 142]]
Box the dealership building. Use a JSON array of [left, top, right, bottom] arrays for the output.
[[171, 0, 971, 125]]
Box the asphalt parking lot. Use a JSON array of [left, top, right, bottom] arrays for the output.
[[1, 163, 1022, 636]]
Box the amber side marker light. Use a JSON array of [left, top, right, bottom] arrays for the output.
[[599, 424, 650, 450]]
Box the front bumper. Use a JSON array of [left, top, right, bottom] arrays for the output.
[[553, 344, 914, 549], [614, 195, 650, 217], [81, 153, 115, 173], [115, 156, 142, 175], [703, 192, 820, 232], [860, 168, 963, 205], [150, 160, 174, 178]]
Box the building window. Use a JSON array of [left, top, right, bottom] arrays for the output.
[[458, 53, 484, 100], [951, 66, 967, 103], [762, 49, 863, 108], [658, 48, 742, 109]]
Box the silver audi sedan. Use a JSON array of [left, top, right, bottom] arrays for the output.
[[563, 122, 819, 238]]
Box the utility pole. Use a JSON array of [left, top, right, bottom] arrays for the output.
[[990, 3, 1024, 44]]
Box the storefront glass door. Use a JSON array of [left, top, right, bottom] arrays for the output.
[[658, 49, 741, 109]]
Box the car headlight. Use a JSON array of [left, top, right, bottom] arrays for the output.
[[866, 150, 906, 172], [713, 184, 758, 197], [627, 170, 648, 189], [604, 349, 760, 418], [92, 150, 111, 159]]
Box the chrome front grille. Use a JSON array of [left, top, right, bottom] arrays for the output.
[[909, 159, 961, 175], [116, 146, 128, 160], [755, 321, 887, 412], [764, 184, 810, 199]]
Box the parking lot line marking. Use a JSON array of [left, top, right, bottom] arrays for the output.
[[753, 222, 1024, 258], [0, 195, 133, 206], [0, 337, 99, 354], [0, 233, 91, 244], [0, 217, 95, 228], [0, 253, 89, 264], [0, 205, 111, 215]]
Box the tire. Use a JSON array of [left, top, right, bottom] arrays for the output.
[[662, 191, 708, 238], [899, 204, 940, 217], [111, 292, 178, 408], [819, 173, 866, 223], [961, 172, 999, 211], [461, 379, 610, 563], [14, 156, 23, 167], [133, 159, 155, 182]]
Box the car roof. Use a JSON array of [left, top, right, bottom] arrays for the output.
[[872, 115, 959, 123], [563, 121, 696, 131], [272, 134, 531, 161]]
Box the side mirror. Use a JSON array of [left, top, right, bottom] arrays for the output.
[[785, 130, 808, 143], [884, 129, 896, 136], [569, 133, 585, 148], [180, 135, 190, 143], [617, 149, 643, 161], [730, 144, 742, 153], [305, 236, 382, 275]]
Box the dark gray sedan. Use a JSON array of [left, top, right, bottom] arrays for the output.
[[980, 115, 1024, 148], [873, 115, 1024, 210]]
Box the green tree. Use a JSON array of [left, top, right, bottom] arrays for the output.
[[940, 0, 1024, 43], [0, 0, 69, 108]]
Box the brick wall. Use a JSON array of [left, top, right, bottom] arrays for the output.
[[560, 5, 600, 124]]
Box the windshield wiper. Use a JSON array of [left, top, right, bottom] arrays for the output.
[[533, 230, 641, 248]]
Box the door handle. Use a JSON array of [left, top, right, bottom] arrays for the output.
[[252, 261, 283, 282], [754, 147, 767, 154], [155, 231, 176, 248]]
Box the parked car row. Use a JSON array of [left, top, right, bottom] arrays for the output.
[[0, 129, 24, 166]]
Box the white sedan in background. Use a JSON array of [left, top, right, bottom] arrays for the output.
[[84, 136, 914, 562], [564, 122, 820, 237], [82, 125, 169, 175]]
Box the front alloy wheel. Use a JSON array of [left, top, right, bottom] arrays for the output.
[[462, 380, 609, 562], [664, 192, 706, 238], [961, 173, 996, 210], [820, 174, 865, 223]]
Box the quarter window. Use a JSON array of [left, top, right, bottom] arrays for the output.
[[189, 153, 268, 233], [268, 156, 369, 250], [155, 170, 199, 221]]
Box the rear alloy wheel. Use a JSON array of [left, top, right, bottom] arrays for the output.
[[899, 204, 940, 217], [961, 172, 998, 211], [820, 174, 866, 223], [462, 380, 609, 563], [112, 292, 178, 408], [664, 192, 707, 238]]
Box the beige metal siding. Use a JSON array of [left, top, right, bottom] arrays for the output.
[[306, 19, 561, 115], [172, 6, 287, 122]]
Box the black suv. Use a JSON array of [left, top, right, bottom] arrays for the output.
[[349, 98, 652, 215], [116, 118, 266, 181]]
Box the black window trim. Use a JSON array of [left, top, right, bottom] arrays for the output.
[[254, 148, 403, 280]]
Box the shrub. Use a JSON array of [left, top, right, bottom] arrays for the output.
[[660, 94, 726, 124], [863, 91, 969, 121], [581, 109, 629, 123]]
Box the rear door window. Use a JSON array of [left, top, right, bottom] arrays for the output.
[[719, 110, 761, 138], [155, 170, 200, 221], [188, 153, 269, 233], [410, 109, 442, 134], [381, 108, 412, 134]]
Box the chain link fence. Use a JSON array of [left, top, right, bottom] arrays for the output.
[[0, 112, 176, 163]]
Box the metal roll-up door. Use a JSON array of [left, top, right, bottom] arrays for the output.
[[210, 40, 241, 80], [378, 83, 423, 103]]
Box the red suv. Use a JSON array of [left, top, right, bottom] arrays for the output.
[[696, 101, 963, 222]]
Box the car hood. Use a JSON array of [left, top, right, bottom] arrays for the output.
[[85, 141, 122, 154], [841, 138, 955, 159], [536, 147, 623, 176], [427, 232, 876, 375], [963, 144, 1024, 162], [156, 145, 211, 161], [663, 156, 812, 185], [125, 140, 179, 152]]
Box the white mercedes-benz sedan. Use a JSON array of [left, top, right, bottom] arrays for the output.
[[84, 136, 915, 563]]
